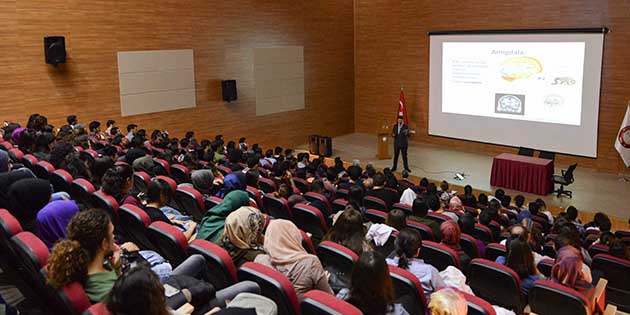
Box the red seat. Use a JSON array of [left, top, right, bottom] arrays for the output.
[[301, 290, 362, 315], [334, 189, 349, 200], [258, 178, 277, 194], [188, 239, 238, 290], [8, 148, 24, 162], [300, 229, 317, 255], [591, 254, 630, 311], [84, 149, 99, 159], [426, 212, 452, 225], [460, 233, 480, 259], [365, 209, 387, 224], [246, 186, 264, 209], [22, 154, 38, 170], [588, 243, 609, 258], [484, 243, 506, 262], [50, 169, 73, 193], [392, 203, 413, 216], [615, 230, 630, 239], [132, 171, 152, 194], [292, 204, 328, 243], [82, 302, 111, 315], [32, 160, 54, 180], [204, 196, 223, 210], [262, 194, 291, 220], [114, 161, 129, 167], [536, 258, 554, 278], [468, 258, 525, 314], [155, 175, 177, 193], [473, 224, 494, 244], [0, 208, 23, 238], [331, 198, 348, 213], [304, 192, 331, 213], [363, 196, 388, 212], [389, 265, 427, 315], [152, 158, 171, 175], [216, 165, 232, 176], [69, 179, 96, 208], [171, 164, 190, 184], [420, 240, 461, 271], [461, 291, 497, 315], [174, 186, 206, 221], [529, 280, 592, 315], [92, 190, 120, 222], [407, 220, 435, 242], [316, 241, 358, 276], [293, 178, 310, 194], [237, 262, 300, 315], [117, 204, 155, 251], [147, 221, 189, 267]]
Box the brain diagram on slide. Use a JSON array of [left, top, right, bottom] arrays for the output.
[[442, 42, 585, 126]]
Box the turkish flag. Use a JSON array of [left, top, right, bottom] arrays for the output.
[[397, 89, 409, 125], [615, 103, 630, 167]]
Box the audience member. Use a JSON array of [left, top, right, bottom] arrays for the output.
[[323, 208, 371, 255], [101, 164, 141, 207], [608, 239, 630, 261], [198, 191, 250, 243], [144, 180, 197, 241], [385, 209, 407, 231], [409, 198, 441, 240], [36, 200, 79, 250], [427, 288, 467, 315], [367, 172, 398, 209], [551, 246, 596, 309], [7, 178, 52, 233], [440, 220, 470, 270], [220, 206, 266, 267], [459, 184, 477, 208], [504, 238, 544, 295]]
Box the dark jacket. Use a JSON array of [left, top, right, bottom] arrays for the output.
[[392, 123, 409, 148]]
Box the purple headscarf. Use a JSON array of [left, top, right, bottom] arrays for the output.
[[11, 128, 25, 144], [36, 200, 79, 250], [216, 172, 246, 198]]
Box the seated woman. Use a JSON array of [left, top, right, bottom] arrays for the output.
[[503, 238, 544, 296], [254, 219, 333, 297], [322, 208, 371, 256], [197, 190, 250, 243], [36, 200, 80, 250], [337, 251, 409, 315], [144, 180, 197, 241], [459, 212, 485, 257], [220, 206, 266, 267], [7, 178, 53, 233], [428, 288, 467, 315], [191, 169, 217, 198], [551, 246, 596, 311], [386, 228, 445, 302], [439, 220, 471, 271], [609, 239, 630, 261], [101, 164, 142, 207], [215, 173, 246, 199]]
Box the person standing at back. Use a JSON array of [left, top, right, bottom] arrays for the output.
[[391, 115, 410, 172]]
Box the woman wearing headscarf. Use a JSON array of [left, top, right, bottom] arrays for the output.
[[36, 200, 79, 250], [191, 169, 215, 197], [440, 220, 471, 271], [132, 155, 156, 177], [448, 196, 465, 213], [215, 172, 246, 198], [197, 190, 250, 243], [7, 178, 52, 233], [254, 219, 333, 297], [221, 207, 266, 267], [551, 246, 596, 302]]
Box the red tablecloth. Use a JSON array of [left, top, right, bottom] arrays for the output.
[[490, 153, 554, 195]]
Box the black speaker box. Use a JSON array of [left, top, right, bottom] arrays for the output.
[[318, 136, 332, 157], [44, 36, 66, 65], [221, 80, 237, 102], [309, 135, 320, 155]]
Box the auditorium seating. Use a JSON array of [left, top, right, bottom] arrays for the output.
[[529, 280, 594, 315], [301, 290, 362, 315], [536, 258, 555, 278], [147, 221, 189, 267], [174, 186, 206, 221], [591, 254, 630, 311], [293, 178, 310, 193], [331, 198, 348, 213], [392, 202, 412, 216], [363, 196, 388, 212], [292, 203, 328, 244], [468, 258, 525, 314], [204, 196, 223, 210], [170, 164, 190, 184], [461, 291, 497, 315], [317, 241, 358, 276], [420, 241, 460, 271], [426, 212, 452, 226], [117, 204, 156, 251], [258, 178, 277, 194], [132, 171, 151, 193], [50, 169, 73, 193], [460, 233, 480, 259], [407, 220, 435, 242], [246, 185, 264, 208], [365, 208, 387, 224], [304, 192, 331, 214], [473, 224, 494, 244], [263, 194, 291, 219], [389, 265, 427, 315], [237, 262, 300, 315], [188, 239, 238, 290], [69, 178, 96, 208], [33, 161, 54, 180], [484, 243, 507, 262]]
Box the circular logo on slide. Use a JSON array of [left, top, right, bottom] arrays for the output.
[[619, 126, 630, 149], [497, 95, 523, 114]]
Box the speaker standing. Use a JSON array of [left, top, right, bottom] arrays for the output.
[[392, 115, 411, 172]]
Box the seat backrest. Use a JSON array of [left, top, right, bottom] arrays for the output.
[[389, 265, 427, 315], [591, 254, 630, 310], [216, 165, 232, 176], [8, 148, 24, 162], [301, 290, 362, 315], [174, 186, 206, 221], [262, 194, 291, 219], [460, 233, 480, 259], [204, 196, 223, 210], [33, 161, 55, 179], [317, 241, 358, 276], [258, 178, 277, 193], [155, 175, 178, 194], [292, 204, 328, 243], [528, 280, 590, 315], [588, 243, 609, 258], [152, 158, 171, 175], [542, 241, 556, 258], [147, 221, 188, 267], [392, 203, 413, 216], [117, 204, 155, 251], [365, 209, 387, 224], [406, 220, 434, 242], [293, 178, 310, 194], [484, 243, 506, 262], [237, 262, 300, 315], [300, 229, 317, 255], [363, 196, 388, 212], [132, 171, 151, 194], [426, 212, 452, 225], [536, 258, 555, 278], [69, 178, 96, 207], [171, 164, 190, 184], [188, 239, 237, 290], [331, 198, 348, 213], [420, 240, 460, 271], [334, 189, 349, 200], [22, 154, 38, 169], [57, 281, 92, 315], [92, 190, 120, 222], [82, 302, 111, 315], [473, 224, 494, 244], [246, 186, 263, 208], [0, 208, 23, 238], [51, 169, 73, 193], [468, 258, 524, 314], [564, 163, 577, 182], [461, 291, 497, 315]]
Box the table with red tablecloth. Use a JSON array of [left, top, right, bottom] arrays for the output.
[[490, 153, 554, 195]]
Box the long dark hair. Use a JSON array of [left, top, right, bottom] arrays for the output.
[[101, 165, 133, 202], [348, 251, 395, 315], [105, 266, 169, 315], [347, 185, 364, 210], [323, 208, 366, 255], [394, 228, 422, 269], [506, 238, 537, 279]]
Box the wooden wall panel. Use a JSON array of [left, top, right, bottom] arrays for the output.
[[355, 0, 630, 173], [0, 0, 354, 149]]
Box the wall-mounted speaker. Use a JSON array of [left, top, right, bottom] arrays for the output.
[[221, 80, 237, 102], [44, 36, 66, 65]]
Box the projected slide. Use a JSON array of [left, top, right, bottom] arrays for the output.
[[442, 42, 585, 126]]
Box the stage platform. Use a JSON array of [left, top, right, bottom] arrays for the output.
[[297, 133, 629, 229]]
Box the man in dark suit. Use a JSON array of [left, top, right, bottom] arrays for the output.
[[392, 115, 410, 172]]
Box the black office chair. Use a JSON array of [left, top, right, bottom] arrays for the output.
[[517, 147, 534, 156], [552, 163, 577, 198], [538, 150, 555, 160]]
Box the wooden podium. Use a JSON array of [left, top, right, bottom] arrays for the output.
[[377, 123, 391, 160]]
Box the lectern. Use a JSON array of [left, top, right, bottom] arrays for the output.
[[377, 123, 391, 160]]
